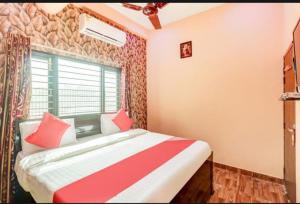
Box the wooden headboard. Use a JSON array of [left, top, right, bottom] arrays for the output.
[[61, 114, 101, 138]]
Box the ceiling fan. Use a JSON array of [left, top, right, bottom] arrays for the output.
[[122, 3, 168, 29]]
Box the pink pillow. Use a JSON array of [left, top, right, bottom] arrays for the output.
[[112, 109, 133, 131], [25, 112, 70, 148]]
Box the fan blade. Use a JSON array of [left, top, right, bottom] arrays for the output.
[[155, 3, 168, 9], [149, 14, 161, 29], [122, 3, 143, 11]]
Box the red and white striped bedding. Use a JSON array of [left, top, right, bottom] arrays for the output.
[[15, 129, 211, 203]]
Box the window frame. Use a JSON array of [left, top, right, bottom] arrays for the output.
[[30, 50, 121, 120]]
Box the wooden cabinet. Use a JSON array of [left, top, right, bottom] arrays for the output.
[[283, 44, 297, 203], [294, 19, 300, 92], [294, 18, 300, 204], [284, 18, 300, 203]]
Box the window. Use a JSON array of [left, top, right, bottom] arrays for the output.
[[104, 68, 121, 112], [29, 52, 121, 119], [30, 55, 51, 119], [58, 58, 102, 116]]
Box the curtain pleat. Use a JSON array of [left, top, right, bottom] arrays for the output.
[[0, 33, 31, 203], [125, 63, 132, 118]]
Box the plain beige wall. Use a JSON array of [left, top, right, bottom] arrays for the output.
[[147, 3, 285, 178]]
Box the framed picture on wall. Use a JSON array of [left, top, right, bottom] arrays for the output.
[[180, 41, 192, 58]]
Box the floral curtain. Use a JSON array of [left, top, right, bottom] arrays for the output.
[[121, 53, 146, 129], [124, 62, 132, 118], [0, 33, 31, 203]]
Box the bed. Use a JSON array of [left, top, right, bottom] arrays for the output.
[[12, 117, 213, 203]]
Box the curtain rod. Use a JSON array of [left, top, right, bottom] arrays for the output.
[[31, 43, 86, 58], [31, 43, 122, 68]]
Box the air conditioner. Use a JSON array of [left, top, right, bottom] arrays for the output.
[[79, 13, 126, 47]]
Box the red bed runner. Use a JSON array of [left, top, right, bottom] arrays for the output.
[[53, 138, 195, 203]]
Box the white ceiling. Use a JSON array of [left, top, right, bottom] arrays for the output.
[[36, 3, 68, 14], [105, 3, 224, 30]]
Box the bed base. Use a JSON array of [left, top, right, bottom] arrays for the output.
[[171, 152, 214, 203], [12, 152, 213, 203]]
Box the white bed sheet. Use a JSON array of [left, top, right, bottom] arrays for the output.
[[14, 132, 105, 192], [15, 129, 211, 203]]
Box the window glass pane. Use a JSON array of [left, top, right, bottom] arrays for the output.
[[58, 58, 102, 116], [104, 69, 120, 113], [29, 56, 50, 119]]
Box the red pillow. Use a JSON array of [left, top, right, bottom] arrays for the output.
[[25, 112, 70, 148], [112, 109, 133, 131]]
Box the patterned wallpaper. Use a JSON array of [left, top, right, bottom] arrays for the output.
[[0, 3, 147, 129]]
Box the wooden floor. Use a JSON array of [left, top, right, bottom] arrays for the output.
[[208, 165, 288, 203]]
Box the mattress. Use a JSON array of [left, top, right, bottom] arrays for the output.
[[14, 129, 211, 203]]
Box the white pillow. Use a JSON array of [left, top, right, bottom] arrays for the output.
[[100, 112, 130, 135], [100, 113, 120, 135], [19, 118, 76, 155]]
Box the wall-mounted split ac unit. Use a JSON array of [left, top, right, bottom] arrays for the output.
[[79, 13, 126, 47]]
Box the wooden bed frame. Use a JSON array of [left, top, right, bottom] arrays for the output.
[[171, 153, 213, 203], [12, 118, 214, 203]]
